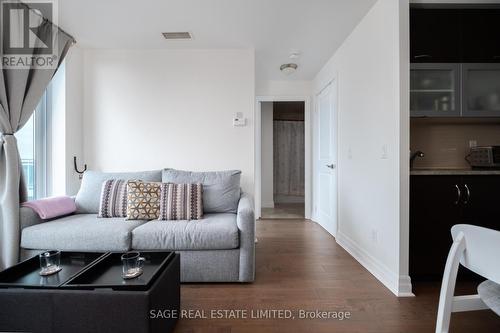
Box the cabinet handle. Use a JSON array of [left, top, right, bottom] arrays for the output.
[[464, 184, 471, 205], [454, 184, 461, 205], [493, 55, 500, 59], [414, 54, 432, 59]]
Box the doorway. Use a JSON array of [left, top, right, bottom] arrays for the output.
[[261, 101, 305, 219], [255, 97, 311, 220]]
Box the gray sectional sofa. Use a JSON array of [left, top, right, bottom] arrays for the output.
[[19, 169, 255, 282]]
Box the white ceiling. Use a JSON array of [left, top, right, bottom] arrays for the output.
[[59, 0, 377, 81]]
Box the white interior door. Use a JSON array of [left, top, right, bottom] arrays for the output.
[[316, 82, 337, 237]]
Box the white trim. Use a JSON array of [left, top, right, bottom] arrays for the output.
[[255, 96, 312, 219], [34, 92, 48, 199], [398, 275, 414, 297], [316, 79, 333, 96], [261, 200, 275, 209], [399, 0, 411, 296], [336, 230, 414, 297]]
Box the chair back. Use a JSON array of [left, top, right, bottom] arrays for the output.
[[451, 224, 500, 284]]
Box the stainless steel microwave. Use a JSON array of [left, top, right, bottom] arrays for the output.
[[466, 146, 500, 168]]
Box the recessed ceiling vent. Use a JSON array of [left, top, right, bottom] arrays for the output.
[[162, 32, 193, 40]]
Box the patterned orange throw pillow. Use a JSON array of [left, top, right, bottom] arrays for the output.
[[126, 180, 161, 220]]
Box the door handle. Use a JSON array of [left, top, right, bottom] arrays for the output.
[[326, 164, 336, 169], [464, 184, 471, 205], [454, 184, 461, 205]]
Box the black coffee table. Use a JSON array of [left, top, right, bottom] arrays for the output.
[[0, 251, 180, 333]]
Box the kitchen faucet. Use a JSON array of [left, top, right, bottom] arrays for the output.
[[410, 150, 425, 168]]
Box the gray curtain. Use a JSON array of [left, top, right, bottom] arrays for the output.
[[0, 1, 74, 269], [273, 120, 305, 198]]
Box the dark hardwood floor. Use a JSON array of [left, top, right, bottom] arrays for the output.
[[175, 219, 500, 332]]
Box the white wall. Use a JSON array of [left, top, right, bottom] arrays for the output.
[[261, 102, 274, 208], [82, 49, 255, 193], [313, 0, 410, 296], [256, 80, 312, 97]]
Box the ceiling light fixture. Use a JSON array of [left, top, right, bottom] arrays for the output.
[[280, 63, 298, 75]]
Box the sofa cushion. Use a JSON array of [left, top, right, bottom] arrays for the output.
[[76, 170, 161, 214], [131, 213, 239, 250], [21, 214, 146, 251], [162, 169, 241, 213]]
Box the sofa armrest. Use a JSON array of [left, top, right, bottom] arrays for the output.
[[19, 196, 77, 230], [237, 192, 255, 282], [19, 206, 44, 230]]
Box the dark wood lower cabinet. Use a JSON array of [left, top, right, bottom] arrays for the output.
[[410, 176, 461, 281], [461, 176, 500, 230], [410, 175, 500, 282]]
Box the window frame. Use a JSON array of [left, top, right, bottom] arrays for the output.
[[33, 93, 48, 199]]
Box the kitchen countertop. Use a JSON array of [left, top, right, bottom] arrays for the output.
[[410, 168, 500, 175]]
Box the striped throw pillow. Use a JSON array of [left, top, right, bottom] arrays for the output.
[[98, 179, 128, 218], [158, 183, 203, 220]]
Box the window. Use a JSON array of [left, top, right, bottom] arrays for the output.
[[15, 94, 47, 200]]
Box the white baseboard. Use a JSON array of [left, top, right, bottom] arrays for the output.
[[336, 231, 414, 297], [398, 275, 414, 297], [262, 201, 275, 208]]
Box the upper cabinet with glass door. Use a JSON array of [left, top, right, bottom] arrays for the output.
[[410, 64, 461, 117], [462, 64, 500, 117]]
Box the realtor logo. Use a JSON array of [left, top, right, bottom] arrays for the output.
[[1, 0, 58, 69]]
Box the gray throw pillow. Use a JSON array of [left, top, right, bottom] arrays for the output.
[[75, 170, 162, 214], [162, 169, 241, 213]]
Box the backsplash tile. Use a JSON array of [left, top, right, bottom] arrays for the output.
[[410, 119, 500, 169]]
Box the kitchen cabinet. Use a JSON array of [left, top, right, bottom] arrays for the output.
[[410, 8, 461, 63], [410, 6, 500, 117], [410, 7, 500, 64], [462, 64, 500, 117], [410, 64, 461, 117], [410, 176, 462, 280], [461, 176, 500, 230], [462, 9, 500, 63], [410, 175, 500, 281], [411, 63, 500, 117]]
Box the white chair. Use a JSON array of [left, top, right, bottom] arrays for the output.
[[436, 224, 500, 333]]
